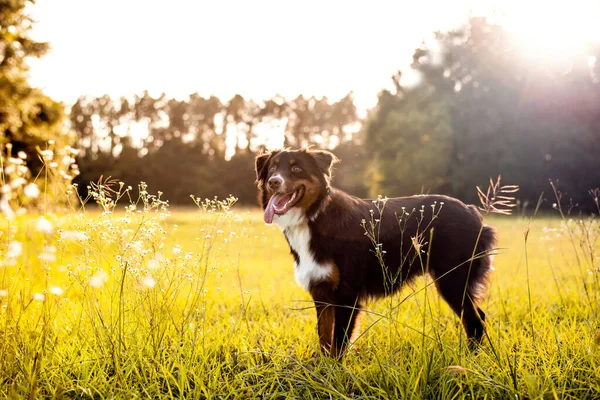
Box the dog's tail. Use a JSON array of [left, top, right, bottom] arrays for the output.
[[468, 223, 497, 303]]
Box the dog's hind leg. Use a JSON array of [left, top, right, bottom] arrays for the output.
[[433, 258, 490, 346], [437, 282, 486, 344]]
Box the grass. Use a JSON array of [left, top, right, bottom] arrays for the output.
[[0, 187, 599, 399]]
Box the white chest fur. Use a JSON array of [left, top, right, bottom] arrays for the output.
[[274, 209, 333, 291]]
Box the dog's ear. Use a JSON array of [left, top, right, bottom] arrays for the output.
[[310, 150, 339, 178], [255, 150, 279, 183], [255, 153, 270, 182]]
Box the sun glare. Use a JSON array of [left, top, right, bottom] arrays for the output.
[[493, 1, 600, 64], [26, 0, 600, 109]]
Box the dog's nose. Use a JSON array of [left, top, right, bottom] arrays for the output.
[[268, 176, 283, 190]]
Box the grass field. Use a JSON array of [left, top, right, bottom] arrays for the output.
[[0, 188, 599, 399]]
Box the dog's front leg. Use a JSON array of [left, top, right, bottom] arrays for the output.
[[315, 301, 334, 354], [310, 282, 335, 355], [330, 295, 362, 359]]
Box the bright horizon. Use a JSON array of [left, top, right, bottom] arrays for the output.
[[27, 0, 600, 112]]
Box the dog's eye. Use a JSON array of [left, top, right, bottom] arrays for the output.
[[268, 165, 276, 173], [291, 165, 302, 173]]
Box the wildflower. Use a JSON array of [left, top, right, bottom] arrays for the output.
[[23, 183, 40, 198], [89, 270, 109, 288], [8, 157, 23, 165], [173, 245, 182, 255], [17, 151, 27, 159], [142, 275, 157, 289], [10, 177, 26, 188], [0, 290, 7, 297], [6, 241, 23, 259], [128, 240, 143, 253], [411, 236, 422, 253], [39, 149, 54, 161], [36, 217, 54, 234], [39, 246, 57, 263], [60, 230, 89, 241], [49, 286, 64, 296], [33, 293, 46, 302]]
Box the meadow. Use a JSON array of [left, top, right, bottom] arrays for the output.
[[0, 185, 599, 399]]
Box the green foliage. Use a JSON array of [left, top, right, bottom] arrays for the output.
[[0, 0, 77, 212], [365, 87, 453, 197], [364, 17, 600, 209]]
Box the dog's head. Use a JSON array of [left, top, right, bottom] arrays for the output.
[[255, 148, 338, 224]]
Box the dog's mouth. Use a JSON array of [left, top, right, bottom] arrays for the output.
[[264, 186, 305, 224]]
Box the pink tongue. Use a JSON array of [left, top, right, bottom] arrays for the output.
[[264, 194, 279, 224]]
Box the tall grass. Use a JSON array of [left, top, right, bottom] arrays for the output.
[[0, 180, 599, 398]]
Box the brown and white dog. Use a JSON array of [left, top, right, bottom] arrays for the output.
[[255, 148, 496, 358]]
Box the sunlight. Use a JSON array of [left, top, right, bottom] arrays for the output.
[[26, 0, 600, 109], [495, 1, 600, 64]]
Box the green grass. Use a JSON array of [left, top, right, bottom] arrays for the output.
[[0, 192, 599, 399]]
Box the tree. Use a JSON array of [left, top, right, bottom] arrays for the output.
[[0, 0, 77, 213], [365, 17, 600, 209], [70, 91, 365, 205], [364, 85, 453, 197]]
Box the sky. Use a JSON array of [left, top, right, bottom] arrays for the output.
[[27, 0, 600, 112]]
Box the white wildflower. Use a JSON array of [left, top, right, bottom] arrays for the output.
[[49, 286, 64, 296], [39, 246, 57, 263], [60, 230, 89, 241], [10, 177, 26, 188], [142, 275, 157, 289], [0, 289, 8, 297], [39, 149, 54, 161], [33, 293, 46, 302], [6, 241, 23, 259], [8, 157, 23, 165], [173, 245, 182, 255], [128, 240, 143, 253], [89, 270, 109, 288], [36, 216, 54, 234], [23, 183, 40, 199]]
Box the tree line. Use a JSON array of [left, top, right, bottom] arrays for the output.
[[2, 2, 599, 212], [71, 17, 600, 210], [70, 92, 366, 205]]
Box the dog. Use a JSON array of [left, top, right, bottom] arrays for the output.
[[255, 148, 496, 358]]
